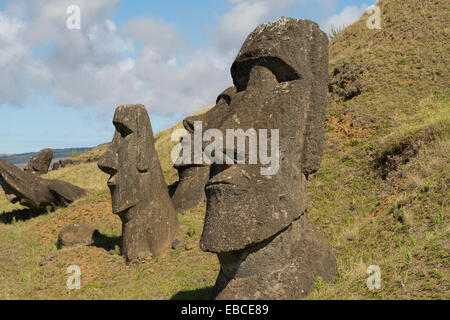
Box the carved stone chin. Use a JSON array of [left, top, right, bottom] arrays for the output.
[[98, 104, 179, 262]]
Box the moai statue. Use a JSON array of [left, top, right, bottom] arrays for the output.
[[24, 148, 53, 174], [0, 159, 86, 212], [98, 104, 179, 262], [183, 18, 336, 299], [171, 164, 209, 213], [171, 87, 237, 213]]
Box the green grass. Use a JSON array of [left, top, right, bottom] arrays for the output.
[[328, 24, 345, 39]]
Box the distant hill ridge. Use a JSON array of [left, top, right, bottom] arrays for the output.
[[0, 147, 94, 166]]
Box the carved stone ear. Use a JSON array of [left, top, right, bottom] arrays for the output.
[[136, 107, 152, 173], [301, 107, 326, 175], [301, 26, 328, 175]]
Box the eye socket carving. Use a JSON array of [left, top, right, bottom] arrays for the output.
[[114, 122, 133, 138], [216, 94, 232, 106], [231, 57, 300, 92]]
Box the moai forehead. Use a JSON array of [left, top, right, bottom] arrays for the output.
[[231, 18, 329, 174], [231, 18, 328, 92], [112, 104, 157, 173], [113, 105, 152, 139]]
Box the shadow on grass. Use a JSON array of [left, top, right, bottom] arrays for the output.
[[0, 208, 47, 224], [91, 233, 122, 252], [170, 286, 214, 300]]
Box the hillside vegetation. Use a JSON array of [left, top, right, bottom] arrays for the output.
[[0, 0, 448, 299]]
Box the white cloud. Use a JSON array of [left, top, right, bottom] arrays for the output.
[[118, 58, 135, 72], [167, 57, 177, 67], [0, 0, 234, 116], [214, 0, 296, 50], [105, 19, 117, 32], [0, 0, 374, 121], [0, 11, 29, 105], [322, 4, 369, 34], [1, 0, 136, 111], [122, 17, 188, 57]]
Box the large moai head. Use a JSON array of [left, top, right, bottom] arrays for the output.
[[184, 18, 329, 253], [98, 104, 161, 215]]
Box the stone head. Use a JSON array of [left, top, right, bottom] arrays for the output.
[[98, 104, 159, 215], [182, 18, 329, 253]]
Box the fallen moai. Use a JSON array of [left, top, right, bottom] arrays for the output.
[[0, 158, 87, 212]]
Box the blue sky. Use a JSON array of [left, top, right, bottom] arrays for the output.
[[0, 0, 374, 154]]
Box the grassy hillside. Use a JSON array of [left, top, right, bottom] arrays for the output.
[[0, 0, 448, 299]]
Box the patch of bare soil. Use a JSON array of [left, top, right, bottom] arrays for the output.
[[374, 130, 435, 181], [329, 62, 367, 101]]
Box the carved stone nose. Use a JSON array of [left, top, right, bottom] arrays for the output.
[[183, 118, 195, 134], [97, 149, 118, 176]]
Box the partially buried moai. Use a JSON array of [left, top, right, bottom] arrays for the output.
[[183, 18, 336, 299], [171, 87, 237, 213], [98, 104, 179, 262], [24, 148, 53, 174]]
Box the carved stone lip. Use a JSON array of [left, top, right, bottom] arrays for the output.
[[5, 192, 17, 202], [107, 177, 117, 187], [9, 196, 20, 204]]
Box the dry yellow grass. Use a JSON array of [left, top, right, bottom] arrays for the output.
[[44, 162, 109, 194]]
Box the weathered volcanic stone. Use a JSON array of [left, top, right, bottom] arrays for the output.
[[58, 223, 100, 248], [172, 86, 237, 213], [98, 104, 179, 262], [172, 164, 210, 212], [0, 159, 87, 212], [24, 148, 53, 174], [212, 215, 336, 299], [183, 18, 335, 299]]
